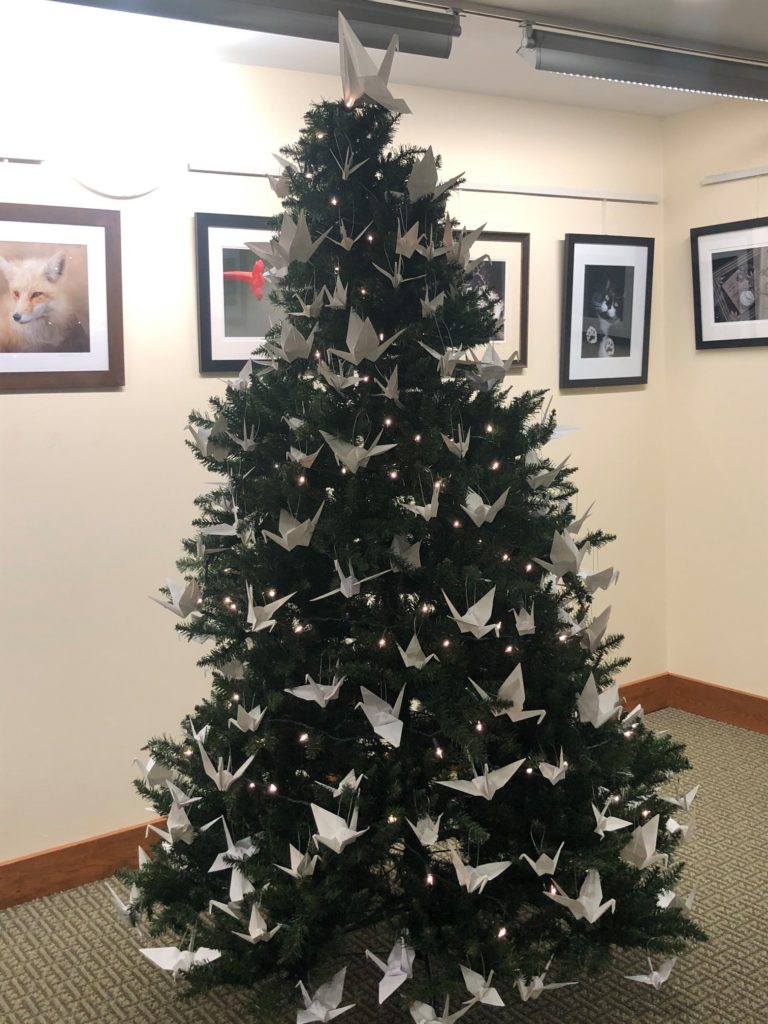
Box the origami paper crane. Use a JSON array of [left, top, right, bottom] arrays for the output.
[[442, 585, 500, 639], [338, 11, 410, 113], [365, 938, 415, 1003], [546, 869, 616, 923]]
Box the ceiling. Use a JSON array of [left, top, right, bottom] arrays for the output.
[[34, 1, 768, 116]]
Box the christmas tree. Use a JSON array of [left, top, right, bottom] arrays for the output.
[[126, 15, 704, 1019]]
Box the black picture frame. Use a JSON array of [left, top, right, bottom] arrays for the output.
[[690, 216, 768, 350], [195, 212, 274, 374], [475, 230, 530, 368], [560, 233, 654, 389], [0, 203, 123, 392]]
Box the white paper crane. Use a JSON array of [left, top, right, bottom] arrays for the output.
[[580, 606, 612, 653], [375, 365, 401, 405], [150, 578, 201, 618], [357, 685, 406, 747], [513, 604, 536, 636], [441, 426, 471, 459], [365, 938, 415, 1003], [470, 664, 546, 724], [291, 288, 327, 318], [625, 957, 676, 990], [233, 904, 281, 944], [317, 768, 365, 799], [227, 419, 258, 452], [287, 446, 323, 469], [405, 813, 442, 847], [166, 780, 201, 809], [533, 530, 589, 578], [267, 152, 298, 198], [420, 287, 446, 317], [285, 673, 346, 708], [311, 560, 390, 601], [450, 847, 511, 894], [146, 799, 195, 847], [416, 227, 451, 261], [539, 749, 568, 785], [397, 633, 438, 670], [519, 842, 564, 877], [204, 827, 256, 904], [546, 869, 616, 923], [460, 967, 504, 1006], [620, 815, 669, 870], [592, 799, 632, 839], [399, 481, 441, 521], [332, 221, 373, 252], [133, 756, 172, 787], [338, 11, 410, 113], [461, 487, 510, 527], [140, 943, 221, 979], [373, 257, 424, 289], [666, 816, 696, 842], [409, 997, 475, 1024], [442, 585, 501, 639], [275, 843, 319, 880], [264, 322, 316, 362], [527, 456, 570, 490], [418, 341, 463, 377], [396, 222, 423, 257], [331, 145, 368, 180], [515, 959, 577, 1002], [187, 415, 228, 459], [661, 784, 700, 811], [297, 965, 355, 1024], [196, 739, 254, 792], [247, 211, 330, 271], [246, 583, 295, 632], [311, 803, 368, 854], [317, 359, 360, 393], [580, 565, 620, 594], [262, 502, 325, 551], [320, 430, 396, 474], [328, 310, 403, 365], [106, 881, 140, 926], [448, 223, 486, 267], [228, 704, 266, 733], [325, 277, 348, 309], [407, 146, 462, 202], [577, 674, 621, 728], [465, 345, 519, 388], [436, 759, 525, 800]]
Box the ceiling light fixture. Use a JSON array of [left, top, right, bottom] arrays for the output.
[[517, 25, 768, 102], [50, 0, 461, 58]]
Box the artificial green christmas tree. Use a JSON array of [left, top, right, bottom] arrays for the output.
[[125, 16, 704, 1019]]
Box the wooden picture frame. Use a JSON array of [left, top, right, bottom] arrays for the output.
[[0, 204, 123, 391]]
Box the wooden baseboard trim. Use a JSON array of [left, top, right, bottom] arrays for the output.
[[0, 818, 162, 911], [619, 672, 671, 712], [3, 673, 767, 912], [667, 672, 768, 734]]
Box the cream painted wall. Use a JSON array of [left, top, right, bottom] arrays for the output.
[[0, 53, 667, 859], [663, 103, 768, 697]]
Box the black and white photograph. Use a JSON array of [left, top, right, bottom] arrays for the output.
[[195, 212, 275, 373], [691, 217, 768, 348], [561, 234, 653, 388]]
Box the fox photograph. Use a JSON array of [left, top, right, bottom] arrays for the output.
[[0, 241, 89, 354]]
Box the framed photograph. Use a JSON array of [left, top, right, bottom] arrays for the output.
[[474, 231, 530, 368], [0, 204, 123, 392], [560, 233, 654, 388], [691, 216, 768, 349], [196, 212, 276, 373]]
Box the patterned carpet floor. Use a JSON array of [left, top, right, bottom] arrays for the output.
[[1, 708, 766, 1024]]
